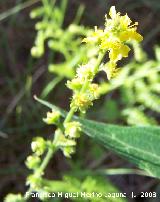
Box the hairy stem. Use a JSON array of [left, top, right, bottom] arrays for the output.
[[26, 52, 105, 200]]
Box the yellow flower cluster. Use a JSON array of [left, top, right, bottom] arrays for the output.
[[83, 6, 143, 79], [70, 86, 99, 113], [67, 62, 100, 113]]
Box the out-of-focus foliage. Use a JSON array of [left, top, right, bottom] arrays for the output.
[[27, 174, 126, 202], [30, 0, 96, 80], [4, 193, 25, 202], [99, 42, 160, 126], [1, 0, 160, 201]]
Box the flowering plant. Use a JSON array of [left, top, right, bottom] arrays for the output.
[[5, 6, 146, 202]]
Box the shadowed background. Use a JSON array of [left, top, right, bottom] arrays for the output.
[[0, 0, 160, 201]]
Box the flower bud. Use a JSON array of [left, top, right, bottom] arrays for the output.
[[76, 62, 95, 82], [4, 194, 25, 202], [43, 110, 60, 125], [63, 146, 75, 158], [88, 83, 99, 99], [26, 173, 42, 190], [66, 78, 82, 91], [54, 130, 76, 147], [31, 137, 46, 156], [25, 155, 41, 170], [30, 8, 44, 19], [71, 93, 92, 113], [64, 121, 81, 139]]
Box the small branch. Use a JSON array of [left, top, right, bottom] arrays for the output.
[[0, 0, 40, 22]]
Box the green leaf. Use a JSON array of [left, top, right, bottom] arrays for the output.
[[78, 118, 160, 179], [35, 97, 160, 179]]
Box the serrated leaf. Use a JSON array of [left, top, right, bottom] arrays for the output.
[[35, 97, 160, 179]]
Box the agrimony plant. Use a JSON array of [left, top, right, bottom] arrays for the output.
[[5, 6, 143, 202]]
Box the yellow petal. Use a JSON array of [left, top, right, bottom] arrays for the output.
[[121, 44, 131, 57], [104, 61, 117, 80], [120, 14, 132, 28], [109, 6, 117, 19], [129, 30, 143, 42], [119, 30, 143, 42], [109, 44, 130, 61], [109, 49, 122, 61], [119, 32, 130, 42]]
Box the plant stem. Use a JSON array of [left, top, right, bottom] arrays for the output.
[[0, 0, 40, 21], [25, 139, 57, 200], [35, 52, 104, 172], [63, 73, 90, 124], [80, 77, 89, 94], [39, 145, 57, 173], [42, 0, 50, 9], [81, 52, 105, 94], [64, 107, 76, 124], [94, 51, 105, 73], [65, 52, 105, 124], [26, 52, 105, 200], [59, 0, 68, 27]]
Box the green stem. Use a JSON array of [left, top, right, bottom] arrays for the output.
[[38, 145, 57, 173], [42, 0, 50, 9], [65, 52, 105, 123], [81, 52, 105, 94], [59, 0, 68, 27], [0, 0, 40, 21], [25, 139, 57, 200], [63, 75, 90, 123], [25, 52, 105, 200], [94, 51, 105, 73], [73, 4, 85, 25], [42, 0, 51, 17], [64, 107, 76, 124], [80, 78, 89, 94]]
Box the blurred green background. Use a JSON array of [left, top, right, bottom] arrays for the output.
[[0, 0, 160, 201]]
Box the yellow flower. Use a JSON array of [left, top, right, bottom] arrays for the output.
[[103, 61, 120, 80], [71, 93, 93, 113], [83, 6, 143, 47], [82, 27, 104, 44], [120, 14, 132, 28], [64, 121, 81, 139], [104, 6, 143, 45], [82, 6, 143, 79], [109, 44, 130, 61], [43, 110, 60, 125], [109, 6, 118, 19], [100, 37, 121, 50], [119, 29, 143, 42], [89, 83, 99, 99]]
